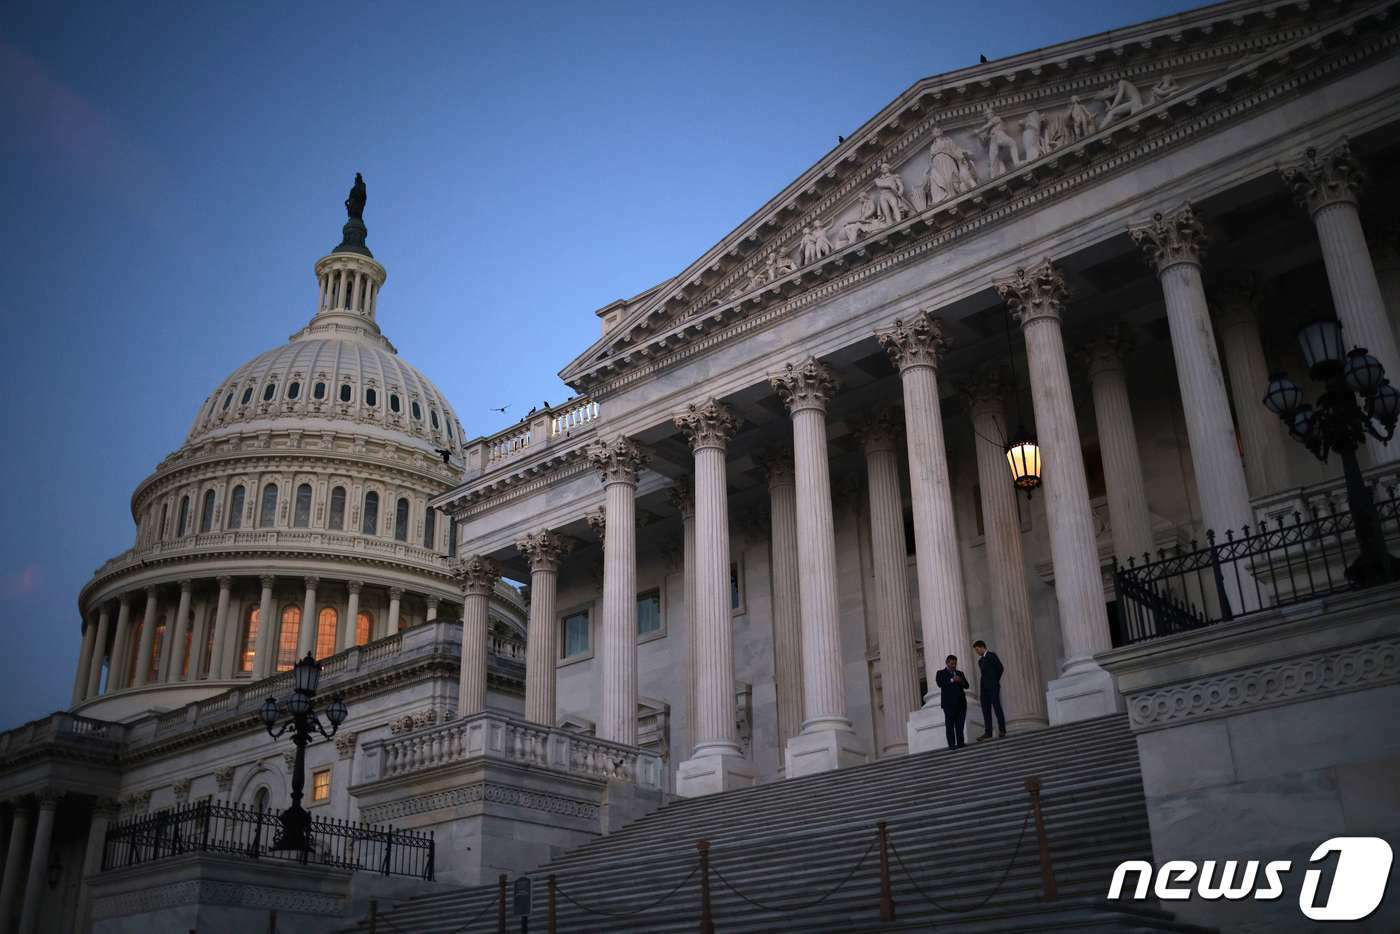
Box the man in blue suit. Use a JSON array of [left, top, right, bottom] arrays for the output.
[[934, 654, 969, 748], [974, 639, 1007, 740]]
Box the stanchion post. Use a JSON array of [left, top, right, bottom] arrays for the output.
[[498, 873, 508, 934], [547, 875, 557, 934], [1024, 776, 1057, 901], [698, 840, 714, 934], [367, 898, 378, 934], [878, 821, 895, 922]]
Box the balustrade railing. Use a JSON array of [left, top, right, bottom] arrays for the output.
[[477, 397, 600, 470], [94, 529, 450, 579], [1114, 486, 1400, 643], [550, 398, 599, 437], [0, 712, 125, 756], [102, 800, 434, 880], [368, 711, 661, 789]]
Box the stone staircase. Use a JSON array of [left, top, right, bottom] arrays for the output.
[[343, 715, 1215, 932]]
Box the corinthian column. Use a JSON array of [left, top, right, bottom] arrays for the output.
[[1211, 274, 1291, 496], [341, 581, 362, 650], [210, 576, 233, 678], [995, 260, 1120, 722], [770, 358, 866, 775], [960, 371, 1047, 731], [857, 411, 921, 756], [1131, 205, 1254, 538], [85, 606, 112, 699], [73, 619, 96, 705], [455, 555, 500, 717], [297, 576, 319, 658], [1283, 141, 1399, 465], [133, 587, 160, 688], [588, 436, 648, 746], [109, 595, 133, 691], [875, 312, 981, 749], [1079, 328, 1155, 563], [675, 400, 755, 795], [160, 582, 191, 682], [253, 575, 276, 678], [668, 480, 700, 752], [758, 452, 804, 748], [516, 530, 569, 725]]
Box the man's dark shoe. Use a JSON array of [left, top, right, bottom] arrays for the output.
[[976, 733, 994, 742]]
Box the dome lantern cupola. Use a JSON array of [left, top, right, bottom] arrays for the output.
[[308, 172, 387, 340]]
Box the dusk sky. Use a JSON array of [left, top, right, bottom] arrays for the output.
[[0, 0, 1197, 725]]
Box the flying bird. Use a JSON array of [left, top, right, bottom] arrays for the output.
[[490, 404, 510, 414], [435, 448, 452, 465]]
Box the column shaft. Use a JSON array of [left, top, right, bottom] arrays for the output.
[[133, 591, 159, 688], [764, 460, 804, 747], [524, 565, 558, 725], [72, 620, 96, 706], [1085, 342, 1155, 562], [457, 558, 498, 717], [108, 598, 133, 691], [0, 806, 31, 934], [16, 798, 56, 934], [342, 583, 362, 650], [298, 578, 319, 658], [692, 445, 739, 755], [210, 578, 233, 679], [1215, 299, 1291, 497], [600, 478, 638, 744], [253, 577, 275, 678], [189, 599, 209, 680], [76, 805, 115, 934], [86, 607, 112, 699], [386, 588, 403, 636]]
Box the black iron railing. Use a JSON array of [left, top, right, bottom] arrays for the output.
[[102, 800, 434, 880], [1113, 488, 1400, 644]]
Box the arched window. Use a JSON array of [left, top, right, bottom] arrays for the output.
[[199, 490, 216, 533], [423, 507, 437, 549], [446, 420, 454, 440], [287, 381, 301, 400], [411, 401, 422, 421], [448, 516, 458, 558], [259, 483, 278, 528], [222, 392, 233, 411], [239, 605, 259, 673], [253, 786, 270, 813], [313, 381, 327, 400], [362, 491, 379, 535], [228, 485, 245, 530], [241, 387, 253, 405], [339, 383, 352, 403], [356, 611, 373, 646], [328, 486, 346, 530], [394, 497, 410, 542], [316, 607, 338, 658], [389, 393, 401, 413], [176, 496, 190, 537], [159, 503, 169, 541], [365, 388, 377, 407], [276, 605, 301, 671], [430, 410, 440, 431], [293, 483, 313, 528], [262, 382, 276, 402]]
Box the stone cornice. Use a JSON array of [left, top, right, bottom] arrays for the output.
[[435, 442, 595, 517], [561, 1, 1395, 395]]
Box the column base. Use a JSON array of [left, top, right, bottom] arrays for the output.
[[1045, 658, 1123, 725], [676, 749, 756, 797], [907, 702, 986, 754], [784, 725, 867, 778]]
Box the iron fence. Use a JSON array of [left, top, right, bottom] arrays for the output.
[[102, 800, 434, 880], [1113, 486, 1400, 643]]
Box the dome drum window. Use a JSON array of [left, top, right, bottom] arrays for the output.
[[365, 388, 378, 407], [411, 401, 422, 421], [241, 388, 254, 405], [339, 384, 353, 403], [287, 381, 301, 400], [313, 382, 327, 401], [430, 410, 440, 431], [222, 393, 233, 411], [263, 383, 277, 402], [390, 394, 401, 414]]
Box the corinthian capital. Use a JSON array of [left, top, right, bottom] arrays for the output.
[[1281, 139, 1363, 215], [995, 258, 1069, 328], [585, 507, 606, 545], [755, 449, 795, 488], [667, 478, 695, 519], [770, 357, 840, 415], [515, 529, 570, 573], [876, 310, 952, 373], [1130, 203, 1208, 274], [674, 399, 739, 451], [854, 408, 904, 454], [957, 366, 1012, 417], [1209, 271, 1264, 330], [1075, 325, 1135, 380], [453, 554, 501, 596], [587, 436, 647, 486]]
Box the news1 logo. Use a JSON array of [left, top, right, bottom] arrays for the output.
[[1107, 837, 1393, 921]]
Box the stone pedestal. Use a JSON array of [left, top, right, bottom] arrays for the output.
[[783, 726, 868, 778]]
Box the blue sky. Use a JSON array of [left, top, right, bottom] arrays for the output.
[[0, 0, 1197, 724]]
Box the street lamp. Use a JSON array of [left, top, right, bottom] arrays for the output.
[[1261, 319, 1400, 586], [259, 652, 348, 853], [1005, 427, 1043, 497]]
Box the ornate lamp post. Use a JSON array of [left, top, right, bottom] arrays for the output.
[[259, 652, 348, 852], [1262, 319, 1400, 585]]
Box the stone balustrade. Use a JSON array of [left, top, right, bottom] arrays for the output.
[[0, 712, 125, 758], [468, 397, 601, 476], [1253, 462, 1400, 527], [365, 710, 663, 789]]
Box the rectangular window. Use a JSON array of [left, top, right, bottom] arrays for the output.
[[561, 609, 590, 659], [311, 768, 331, 803], [637, 589, 661, 637]]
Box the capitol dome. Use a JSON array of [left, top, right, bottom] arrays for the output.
[[70, 181, 525, 721]]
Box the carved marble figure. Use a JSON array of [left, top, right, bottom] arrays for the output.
[[923, 126, 975, 205], [977, 107, 1021, 176], [873, 162, 914, 225]]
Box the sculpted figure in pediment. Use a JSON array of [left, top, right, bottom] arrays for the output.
[[977, 107, 1020, 176], [873, 161, 915, 225], [1067, 95, 1094, 140], [840, 191, 882, 246], [811, 218, 833, 260], [1021, 110, 1044, 162], [922, 126, 977, 206], [1040, 108, 1071, 152], [1098, 74, 1181, 129]]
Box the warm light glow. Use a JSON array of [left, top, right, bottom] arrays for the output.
[[312, 769, 331, 803], [1006, 437, 1043, 493]]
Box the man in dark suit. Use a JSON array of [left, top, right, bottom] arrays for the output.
[[974, 639, 1007, 740], [934, 654, 969, 749]]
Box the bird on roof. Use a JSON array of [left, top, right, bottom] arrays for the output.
[[980, 54, 988, 63], [435, 448, 452, 465], [838, 135, 845, 143]]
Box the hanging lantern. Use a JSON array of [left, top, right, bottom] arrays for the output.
[[1296, 320, 1346, 379], [1005, 428, 1043, 497]]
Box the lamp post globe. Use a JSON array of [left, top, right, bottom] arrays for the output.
[[260, 653, 347, 854]]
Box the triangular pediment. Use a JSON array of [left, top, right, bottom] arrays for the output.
[[561, 0, 1392, 393]]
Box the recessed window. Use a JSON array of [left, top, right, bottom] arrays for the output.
[[316, 608, 337, 658], [362, 491, 379, 535], [177, 496, 190, 537], [287, 382, 301, 400], [253, 786, 269, 812], [240, 606, 259, 673], [423, 508, 436, 549], [430, 410, 440, 430], [159, 503, 168, 540], [339, 384, 352, 403], [293, 483, 312, 528], [365, 388, 378, 407], [356, 611, 373, 646], [394, 497, 410, 542], [259, 483, 278, 528], [561, 609, 590, 659], [222, 392, 233, 411], [313, 382, 326, 400], [277, 605, 301, 671], [328, 486, 346, 530], [411, 401, 422, 421], [312, 768, 331, 803], [228, 486, 245, 530], [199, 490, 216, 533], [390, 394, 401, 413], [637, 589, 662, 637], [241, 387, 253, 405], [262, 383, 276, 402], [446, 420, 454, 440]]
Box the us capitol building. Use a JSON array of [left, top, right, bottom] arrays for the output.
[[2, 1, 1398, 931]]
